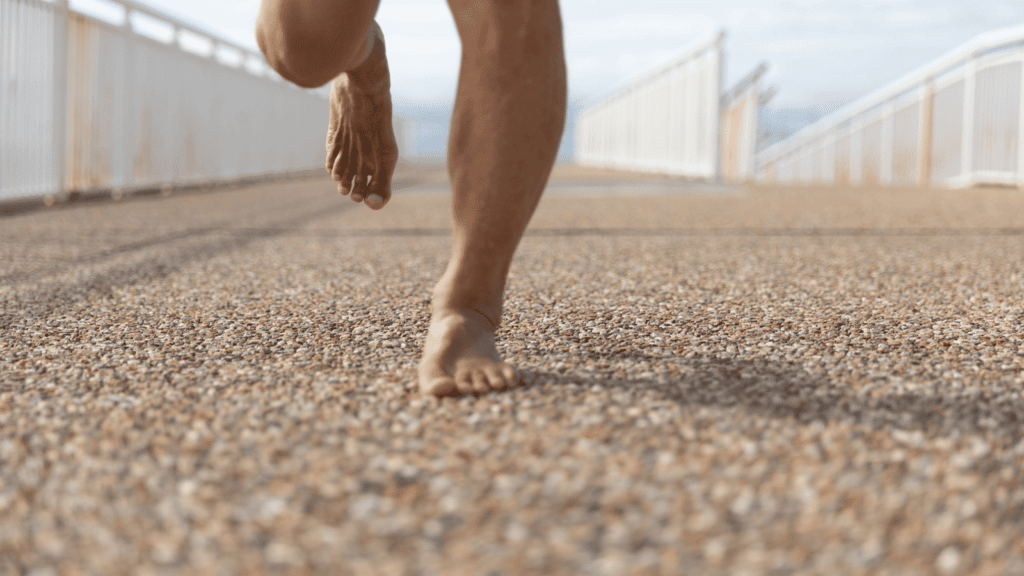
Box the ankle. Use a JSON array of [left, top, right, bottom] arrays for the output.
[[431, 284, 502, 329], [344, 23, 389, 95]]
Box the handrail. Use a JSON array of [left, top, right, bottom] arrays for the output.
[[1, 0, 341, 200], [62, 0, 320, 92], [575, 29, 727, 181], [722, 61, 768, 107], [117, 0, 261, 60], [759, 24, 1024, 163], [579, 30, 726, 115]]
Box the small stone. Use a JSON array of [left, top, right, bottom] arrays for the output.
[[936, 547, 961, 574], [265, 541, 304, 565]]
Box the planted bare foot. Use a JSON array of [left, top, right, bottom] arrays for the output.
[[418, 309, 519, 397], [326, 23, 398, 210]]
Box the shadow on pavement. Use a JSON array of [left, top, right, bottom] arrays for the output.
[[523, 351, 1024, 442]]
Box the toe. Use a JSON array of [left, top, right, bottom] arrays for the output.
[[471, 371, 492, 396], [483, 366, 510, 392], [351, 137, 369, 202], [455, 372, 476, 396], [502, 365, 519, 387], [366, 156, 395, 210], [339, 172, 354, 196], [330, 149, 343, 182], [423, 377, 457, 398], [350, 175, 367, 202], [364, 192, 388, 210], [331, 130, 352, 182]]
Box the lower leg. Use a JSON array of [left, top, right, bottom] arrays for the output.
[[418, 0, 567, 396], [257, 0, 398, 208]]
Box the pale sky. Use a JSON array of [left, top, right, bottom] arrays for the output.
[[73, 0, 1023, 108]]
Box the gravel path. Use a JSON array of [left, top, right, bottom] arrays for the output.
[[3, 167, 1024, 576]]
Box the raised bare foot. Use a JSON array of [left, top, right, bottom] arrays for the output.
[[418, 309, 519, 397], [326, 23, 398, 210]]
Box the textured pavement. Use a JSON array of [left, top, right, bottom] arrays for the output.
[[3, 165, 1024, 575]]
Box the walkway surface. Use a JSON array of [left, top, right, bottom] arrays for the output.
[[3, 165, 1024, 576]]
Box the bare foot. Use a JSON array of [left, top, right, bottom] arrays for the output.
[[418, 309, 519, 397], [326, 23, 398, 210]]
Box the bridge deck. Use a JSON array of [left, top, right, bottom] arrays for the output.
[[3, 165, 1024, 574]]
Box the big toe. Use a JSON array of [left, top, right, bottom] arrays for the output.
[[364, 193, 389, 210], [422, 376, 457, 397]]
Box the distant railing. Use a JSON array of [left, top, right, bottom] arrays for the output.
[[720, 62, 769, 183], [757, 24, 1024, 189], [0, 0, 416, 202], [575, 32, 726, 180]]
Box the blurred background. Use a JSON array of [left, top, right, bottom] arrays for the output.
[[2, 0, 1023, 201]]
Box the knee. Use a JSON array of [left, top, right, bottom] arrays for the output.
[[256, 18, 331, 88], [256, 8, 370, 88]]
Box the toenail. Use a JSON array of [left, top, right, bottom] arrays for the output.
[[351, 194, 363, 202], [367, 193, 384, 205]]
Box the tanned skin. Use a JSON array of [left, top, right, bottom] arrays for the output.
[[256, 0, 567, 396]]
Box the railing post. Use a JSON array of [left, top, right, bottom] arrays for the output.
[[824, 133, 837, 185], [880, 101, 895, 185], [799, 147, 809, 184], [851, 116, 864, 185], [804, 146, 813, 184], [709, 35, 725, 183], [918, 82, 934, 187], [53, 0, 69, 198], [1018, 54, 1024, 188], [122, 5, 136, 193], [961, 58, 977, 186]]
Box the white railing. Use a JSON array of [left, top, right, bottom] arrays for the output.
[[757, 24, 1024, 189], [1, 0, 416, 202], [575, 31, 726, 180], [720, 62, 769, 183]]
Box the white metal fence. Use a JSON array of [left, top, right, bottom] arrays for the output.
[[1, 0, 416, 202], [757, 24, 1024, 189], [720, 62, 768, 183], [575, 32, 726, 180]]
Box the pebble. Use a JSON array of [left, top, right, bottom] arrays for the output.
[[2, 165, 1024, 575]]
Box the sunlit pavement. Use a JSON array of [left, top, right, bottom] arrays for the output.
[[3, 165, 1024, 575]]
